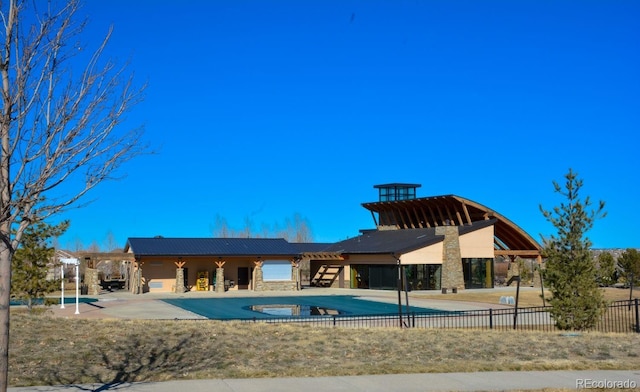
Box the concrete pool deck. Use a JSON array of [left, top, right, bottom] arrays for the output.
[[48, 287, 521, 320]]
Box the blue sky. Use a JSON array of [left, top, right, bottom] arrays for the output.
[[53, 0, 639, 250]]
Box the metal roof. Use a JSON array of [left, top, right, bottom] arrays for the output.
[[291, 242, 334, 253], [125, 237, 301, 257], [323, 219, 496, 255]]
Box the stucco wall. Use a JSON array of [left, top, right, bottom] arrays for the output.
[[402, 242, 444, 264], [459, 225, 495, 258], [137, 257, 297, 293]]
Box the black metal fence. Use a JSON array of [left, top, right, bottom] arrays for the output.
[[237, 299, 640, 333]]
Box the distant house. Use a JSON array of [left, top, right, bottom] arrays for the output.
[[124, 183, 541, 294]]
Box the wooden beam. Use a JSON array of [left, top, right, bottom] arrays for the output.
[[175, 261, 186, 268], [411, 206, 422, 228], [419, 205, 431, 228], [435, 204, 446, 225], [494, 249, 541, 256], [427, 205, 439, 226], [461, 201, 472, 225]]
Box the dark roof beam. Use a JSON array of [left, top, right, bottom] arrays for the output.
[[418, 205, 431, 228], [435, 204, 447, 226], [461, 201, 473, 225], [427, 205, 439, 227]]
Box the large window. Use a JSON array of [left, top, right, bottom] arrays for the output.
[[262, 261, 292, 281], [405, 264, 441, 290], [462, 258, 494, 289], [351, 265, 397, 290], [351, 264, 443, 290]]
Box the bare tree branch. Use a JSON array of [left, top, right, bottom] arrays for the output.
[[0, 1, 146, 390]]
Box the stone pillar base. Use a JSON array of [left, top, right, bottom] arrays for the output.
[[175, 268, 185, 293], [215, 268, 225, 293]]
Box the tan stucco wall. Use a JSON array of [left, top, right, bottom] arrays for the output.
[[401, 242, 444, 265], [138, 256, 296, 293], [459, 225, 495, 258]]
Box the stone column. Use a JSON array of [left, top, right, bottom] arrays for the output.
[[506, 256, 519, 282], [85, 268, 101, 295], [436, 225, 465, 291], [291, 260, 300, 290], [254, 261, 264, 291], [175, 268, 185, 293], [532, 255, 543, 287], [215, 267, 225, 293]]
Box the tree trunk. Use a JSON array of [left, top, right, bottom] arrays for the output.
[[0, 242, 12, 392]]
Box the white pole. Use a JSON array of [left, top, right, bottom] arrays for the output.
[[60, 264, 65, 309], [75, 262, 80, 314]]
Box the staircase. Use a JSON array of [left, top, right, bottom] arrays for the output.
[[311, 265, 344, 287]]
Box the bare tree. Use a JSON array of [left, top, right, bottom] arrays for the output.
[[0, 1, 145, 390], [212, 213, 314, 242], [104, 230, 120, 252], [87, 240, 101, 252]]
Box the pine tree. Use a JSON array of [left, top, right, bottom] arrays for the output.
[[540, 169, 606, 330], [11, 221, 69, 312], [617, 248, 640, 286], [596, 252, 616, 287]]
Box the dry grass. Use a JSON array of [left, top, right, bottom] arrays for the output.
[[413, 287, 635, 307], [9, 310, 640, 387]]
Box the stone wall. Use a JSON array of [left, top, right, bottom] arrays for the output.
[[253, 264, 299, 291], [436, 225, 465, 291], [255, 281, 298, 291], [85, 268, 101, 295]]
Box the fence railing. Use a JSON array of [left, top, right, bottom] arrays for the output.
[[236, 299, 640, 333]]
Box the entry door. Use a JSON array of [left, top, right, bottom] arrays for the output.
[[237, 267, 249, 289]]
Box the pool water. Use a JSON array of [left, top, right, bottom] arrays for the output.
[[247, 304, 346, 316], [162, 295, 444, 320], [10, 297, 98, 306]]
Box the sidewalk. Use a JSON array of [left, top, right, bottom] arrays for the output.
[[8, 370, 640, 391]]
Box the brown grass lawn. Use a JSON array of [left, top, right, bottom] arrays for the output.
[[9, 308, 640, 387], [413, 287, 635, 308]]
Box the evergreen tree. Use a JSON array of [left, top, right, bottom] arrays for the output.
[[540, 169, 606, 330], [11, 221, 69, 312], [596, 252, 617, 287], [617, 248, 640, 286]]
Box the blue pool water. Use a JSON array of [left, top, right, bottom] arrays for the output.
[[10, 297, 98, 306], [162, 295, 445, 320]]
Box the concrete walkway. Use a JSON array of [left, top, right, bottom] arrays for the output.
[[8, 370, 640, 391]]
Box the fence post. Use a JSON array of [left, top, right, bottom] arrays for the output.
[[332, 315, 336, 327], [489, 308, 493, 329], [635, 298, 639, 333]]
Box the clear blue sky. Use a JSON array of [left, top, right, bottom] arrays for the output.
[[53, 0, 639, 250]]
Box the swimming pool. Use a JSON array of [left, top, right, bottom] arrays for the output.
[[10, 297, 98, 306], [162, 295, 445, 320]]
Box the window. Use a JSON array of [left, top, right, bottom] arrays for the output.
[[462, 258, 494, 289], [262, 261, 291, 281]]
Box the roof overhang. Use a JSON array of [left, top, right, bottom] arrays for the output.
[[362, 195, 541, 258]]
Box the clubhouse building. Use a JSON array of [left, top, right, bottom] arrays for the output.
[[123, 184, 542, 294]]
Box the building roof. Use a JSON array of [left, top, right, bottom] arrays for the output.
[[323, 219, 496, 256], [362, 194, 541, 257], [125, 237, 302, 257], [291, 242, 334, 253], [373, 183, 422, 189]]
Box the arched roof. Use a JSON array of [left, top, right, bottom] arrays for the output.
[[362, 195, 541, 258]]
